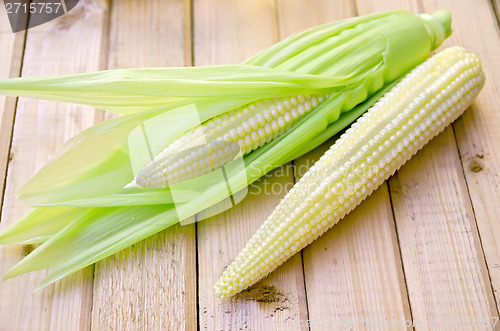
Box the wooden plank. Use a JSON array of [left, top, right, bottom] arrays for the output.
[[389, 132, 498, 325], [105, 0, 191, 70], [194, 1, 309, 329], [355, 0, 419, 13], [90, 1, 197, 329], [0, 11, 26, 214], [276, 0, 355, 35], [0, 1, 109, 330], [92, 227, 196, 330], [193, 0, 278, 64], [389, 0, 500, 323], [493, 0, 500, 24], [419, 0, 500, 312], [281, 1, 412, 328]]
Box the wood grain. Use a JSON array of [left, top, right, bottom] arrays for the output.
[[418, 0, 500, 313], [197, 174, 308, 330], [194, 1, 308, 329], [92, 227, 196, 330], [0, 1, 109, 330], [390, 129, 498, 324], [388, 0, 500, 321], [355, 0, 419, 13], [90, 1, 197, 330], [276, 0, 355, 37], [0, 13, 25, 215]]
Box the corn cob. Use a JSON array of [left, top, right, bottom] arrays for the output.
[[0, 10, 455, 290], [214, 46, 485, 298], [128, 94, 329, 188]]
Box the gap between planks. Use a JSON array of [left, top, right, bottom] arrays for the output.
[[90, 1, 197, 330], [0, 18, 27, 222]]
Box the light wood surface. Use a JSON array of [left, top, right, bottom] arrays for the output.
[[0, 0, 109, 329], [90, 1, 197, 330], [420, 0, 500, 313], [0, 0, 499, 330]]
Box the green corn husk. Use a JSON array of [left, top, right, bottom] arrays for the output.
[[0, 10, 452, 289]]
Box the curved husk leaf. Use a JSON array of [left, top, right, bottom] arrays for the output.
[[1, 81, 397, 288]]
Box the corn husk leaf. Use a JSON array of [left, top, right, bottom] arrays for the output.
[[0, 207, 84, 244], [0, 65, 348, 115]]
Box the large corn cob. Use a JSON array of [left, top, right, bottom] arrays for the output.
[[0, 10, 455, 290], [128, 94, 329, 188], [214, 47, 485, 298]]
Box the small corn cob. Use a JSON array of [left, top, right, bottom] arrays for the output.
[[128, 94, 329, 188], [125, 10, 453, 190], [214, 46, 485, 298]]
